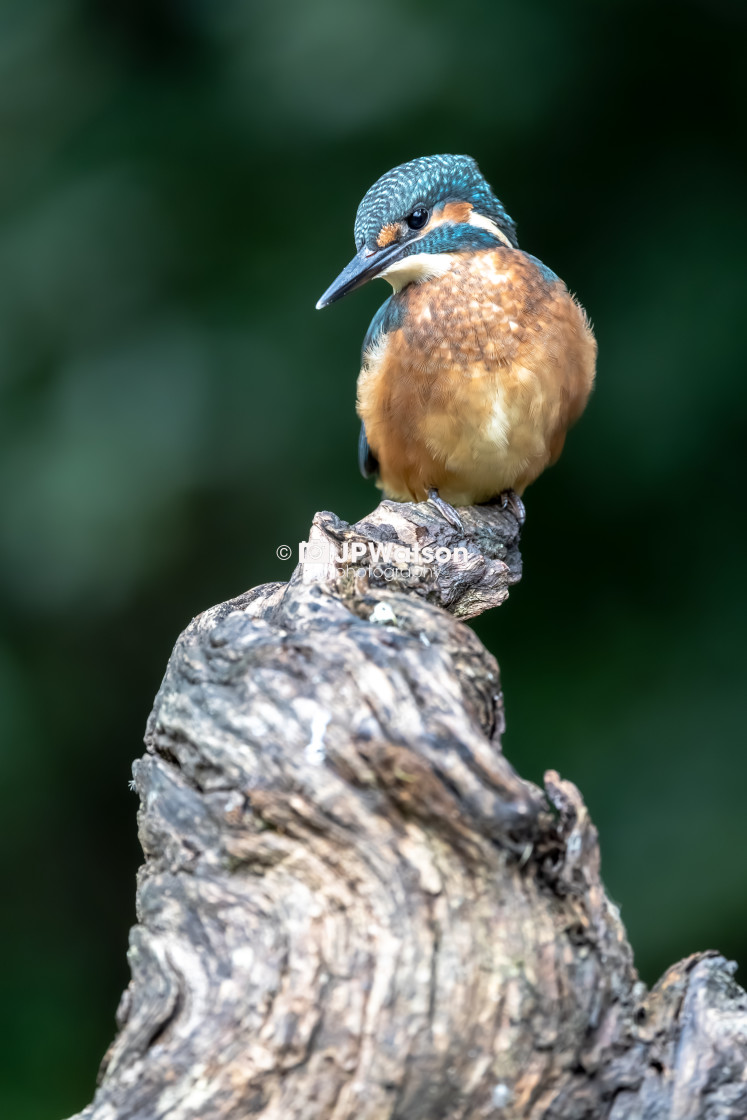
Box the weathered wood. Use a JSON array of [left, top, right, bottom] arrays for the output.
[[72, 499, 747, 1120]]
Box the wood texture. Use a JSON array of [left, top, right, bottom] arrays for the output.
[[71, 499, 747, 1120]]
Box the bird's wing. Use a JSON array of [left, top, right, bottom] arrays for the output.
[[358, 421, 378, 478], [357, 297, 398, 479], [361, 295, 396, 361]]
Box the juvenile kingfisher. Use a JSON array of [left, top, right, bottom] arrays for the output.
[[316, 155, 596, 523]]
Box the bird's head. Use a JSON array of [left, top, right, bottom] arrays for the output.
[[316, 154, 518, 309]]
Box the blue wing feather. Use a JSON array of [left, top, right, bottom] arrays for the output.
[[357, 296, 400, 480], [361, 295, 396, 355], [358, 421, 378, 478]]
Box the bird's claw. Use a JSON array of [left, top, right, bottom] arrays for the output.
[[426, 488, 464, 531], [497, 489, 526, 526]]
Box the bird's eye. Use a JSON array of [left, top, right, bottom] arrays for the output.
[[406, 207, 429, 230]]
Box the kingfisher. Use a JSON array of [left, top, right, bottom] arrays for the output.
[[316, 154, 596, 526]]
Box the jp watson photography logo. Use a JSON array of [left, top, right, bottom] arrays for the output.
[[276, 538, 469, 582]]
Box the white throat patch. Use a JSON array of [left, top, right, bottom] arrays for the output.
[[378, 252, 456, 293]]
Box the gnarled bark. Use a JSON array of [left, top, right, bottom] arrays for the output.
[[71, 499, 747, 1120]]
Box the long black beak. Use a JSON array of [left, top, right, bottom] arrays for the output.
[[316, 242, 404, 309]]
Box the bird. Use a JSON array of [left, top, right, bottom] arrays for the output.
[[316, 154, 596, 527]]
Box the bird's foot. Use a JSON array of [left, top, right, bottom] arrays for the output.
[[496, 489, 526, 526], [426, 488, 463, 531]]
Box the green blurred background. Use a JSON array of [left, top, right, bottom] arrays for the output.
[[1, 0, 745, 1115]]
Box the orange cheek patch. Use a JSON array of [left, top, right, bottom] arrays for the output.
[[437, 201, 473, 225], [377, 223, 399, 248]]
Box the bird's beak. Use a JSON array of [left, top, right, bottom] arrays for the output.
[[315, 242, 404, 309]]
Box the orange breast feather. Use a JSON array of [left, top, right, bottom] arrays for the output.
[[356, 248, 596, 505]]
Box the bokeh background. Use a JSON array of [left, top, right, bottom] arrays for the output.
[[1, 0, 745, 1116]]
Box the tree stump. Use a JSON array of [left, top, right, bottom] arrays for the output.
[[71, 500, 747, 1120]]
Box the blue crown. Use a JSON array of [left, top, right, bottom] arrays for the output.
[[353, 154, 517, 251]]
